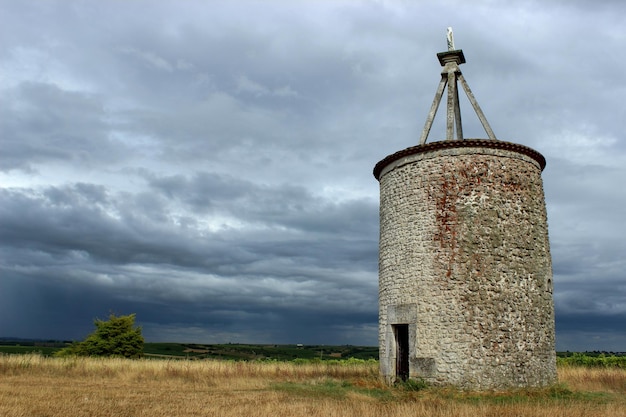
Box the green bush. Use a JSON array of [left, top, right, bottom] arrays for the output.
[[55, 313, 144, 358]]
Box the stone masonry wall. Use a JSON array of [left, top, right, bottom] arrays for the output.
[[377, 142, 556, 389]]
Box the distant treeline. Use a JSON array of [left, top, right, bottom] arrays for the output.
[[0, 338, 70, 347]]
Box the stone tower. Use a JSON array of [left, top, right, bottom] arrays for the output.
[[374, 30, 556, 389]]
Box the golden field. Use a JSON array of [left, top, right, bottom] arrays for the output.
[[0, 354, 624, 417]]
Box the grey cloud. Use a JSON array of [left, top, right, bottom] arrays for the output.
[[0, 82, 126, 172], [0, 186, 242, 268], [146, 171, 379, 238]]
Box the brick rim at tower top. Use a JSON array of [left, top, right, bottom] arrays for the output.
[[373, 139, 546, 180]]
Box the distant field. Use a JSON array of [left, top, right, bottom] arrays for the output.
[[0, 345, 60, 355], [143, 343, 379, 360], [0, 341, 379, 360], [0, 354, 624, 417]]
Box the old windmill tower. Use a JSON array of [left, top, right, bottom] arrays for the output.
[[374, 29, 556, 389]]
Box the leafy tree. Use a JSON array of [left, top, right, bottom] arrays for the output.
[[56, 313, 144, 358]]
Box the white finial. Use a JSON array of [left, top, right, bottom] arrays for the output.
[[446, 27, 455, 51]]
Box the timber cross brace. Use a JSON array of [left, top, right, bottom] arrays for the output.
[[419, 28, 497, 145]]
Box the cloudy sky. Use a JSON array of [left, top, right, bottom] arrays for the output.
[[1, 0, 624, 351]]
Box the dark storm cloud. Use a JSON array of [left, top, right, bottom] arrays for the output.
[[0, 181, 378, 342], [1, 0, 625, 349]]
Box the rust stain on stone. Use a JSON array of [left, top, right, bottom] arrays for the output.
[[431, 162, 461, 278]]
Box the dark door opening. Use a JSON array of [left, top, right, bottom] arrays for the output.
[[394, 324, 409, 381]]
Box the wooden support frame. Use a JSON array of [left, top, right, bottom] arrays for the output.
[[418, 48, 497, 144]]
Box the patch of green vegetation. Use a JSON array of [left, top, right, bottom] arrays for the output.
[[542, 385, 614, 404], [395, 378, 429, 391], [273, 379, 392, 401], [273, 380, 351, 399], [450, 384, 616, 406], [557, 352, 626, 368]]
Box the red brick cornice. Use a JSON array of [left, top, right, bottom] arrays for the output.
[[373, 139, 546, 180]]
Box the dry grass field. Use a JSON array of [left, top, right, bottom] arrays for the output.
[[1, 354, 624, 417]]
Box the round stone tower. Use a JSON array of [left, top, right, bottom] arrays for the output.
[[374, 31, 556, 389]]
